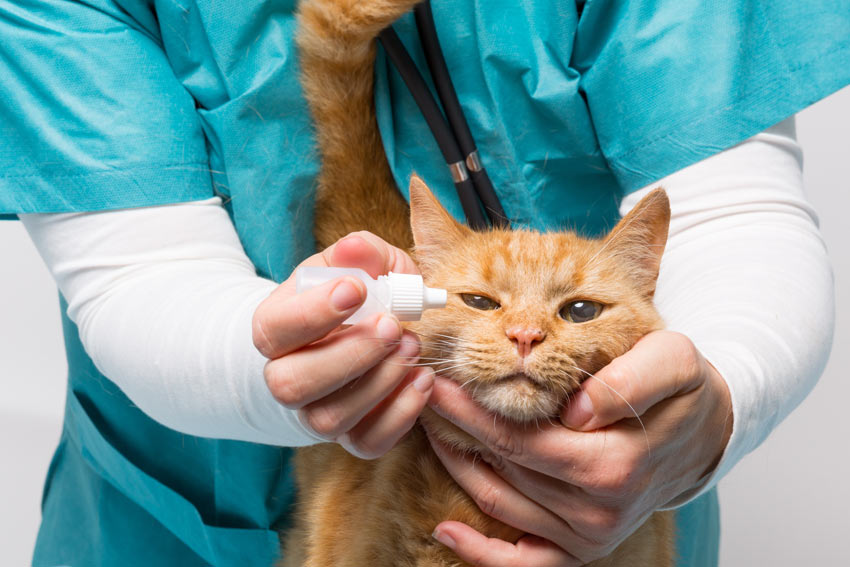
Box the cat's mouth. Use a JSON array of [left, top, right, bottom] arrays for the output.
[[498, 372, 546, 386]]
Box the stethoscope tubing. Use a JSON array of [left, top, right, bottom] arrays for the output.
[[378, 27, 489, 229], [413, 1, 509, 229], [378, 0, 510, 230]]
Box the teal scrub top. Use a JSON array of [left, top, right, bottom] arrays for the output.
[[1, 1, 848, 565]]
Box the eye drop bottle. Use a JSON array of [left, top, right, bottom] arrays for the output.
[[295, 266, 448, 324]]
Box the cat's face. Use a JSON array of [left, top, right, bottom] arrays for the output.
[[407, 177, 669, 423]]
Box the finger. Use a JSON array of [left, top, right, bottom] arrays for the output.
[[298, 331, 421, 438], [432, 522, 581, 567], [473, 451, 587, 525], [428, 433, 586, 554], [339, 366, 435, 458], [253, 276, 366, 359], [264, 314, 402, 408], [473, 450, 644, 551], [561, 330, 707, 431], [322, 231, 419, 277], [427, 375, 594, 481]]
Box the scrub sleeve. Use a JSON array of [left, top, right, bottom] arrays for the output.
[[1, 1, 848, 566]]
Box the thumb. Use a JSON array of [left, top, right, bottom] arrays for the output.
[[561, 330, 706, 431], [322, 231, 419, 278]]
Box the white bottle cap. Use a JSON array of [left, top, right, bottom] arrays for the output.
[[386, 272, 448, 321]]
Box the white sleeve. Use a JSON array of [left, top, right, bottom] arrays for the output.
[[621, 117, 835, 507], [19, 198, 322, 447]]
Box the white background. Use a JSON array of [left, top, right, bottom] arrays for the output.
[[1, 86, 848, 566]]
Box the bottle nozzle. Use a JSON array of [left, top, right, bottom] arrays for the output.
[[423, 286, 447, 310]]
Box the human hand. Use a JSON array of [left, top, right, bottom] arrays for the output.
[[425, 330, 733, 566], [253, 231, 435, 459]]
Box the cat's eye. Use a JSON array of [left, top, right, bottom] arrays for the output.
[[560, 301, 602, 323], [461, 294, 500, 310]]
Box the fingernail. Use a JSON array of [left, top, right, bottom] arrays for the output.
[[432, 528, 456, 550], [377, 314, 401, 342], [330, 278, 364, 312], [565, 390, 594, 428], [297, 409, 328, 440], [413, 369, 435, 393]]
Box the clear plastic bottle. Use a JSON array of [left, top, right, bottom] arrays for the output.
[[295, 266, 448, 324]]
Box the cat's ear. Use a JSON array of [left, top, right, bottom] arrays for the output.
[[602, 188, 670, 297], [409, 174, 472, 273]]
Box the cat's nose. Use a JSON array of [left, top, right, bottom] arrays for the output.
[[505, 326, 546, 358]]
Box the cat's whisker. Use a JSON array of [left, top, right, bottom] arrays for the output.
[[425, 338, 471, 347], [420, 335, 457, 343], [553, 382, 577, 401], [386, 352, 470, 368], [422, 343, 455, 351], [390, 361, 454, 368], [340, 343, 410, 378], [534, 416, 546, 433], [353, 336, 462, 350], [568, 365, 651, 457], [422, 332, 470, 342], [420, 336, 457, 343], [340, 345, 467, 379], [348, 339, 471, 368], [432, 361, 481, 374]]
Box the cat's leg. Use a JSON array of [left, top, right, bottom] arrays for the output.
[[296, 0, 417, 249]]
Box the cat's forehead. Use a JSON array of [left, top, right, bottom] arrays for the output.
[[455, 229, 598, 296]]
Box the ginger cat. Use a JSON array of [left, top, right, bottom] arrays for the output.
[[285, 0, 675, 565]]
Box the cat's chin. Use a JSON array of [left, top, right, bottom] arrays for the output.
[[418, 374, 564, 456], [472, 374, 563, 423]]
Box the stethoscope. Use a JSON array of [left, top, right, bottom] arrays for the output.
[[378, 0, 510, 231]]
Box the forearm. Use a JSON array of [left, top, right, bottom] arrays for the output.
[[20, 198, 322, 446], [622, 117, 835, 505]]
